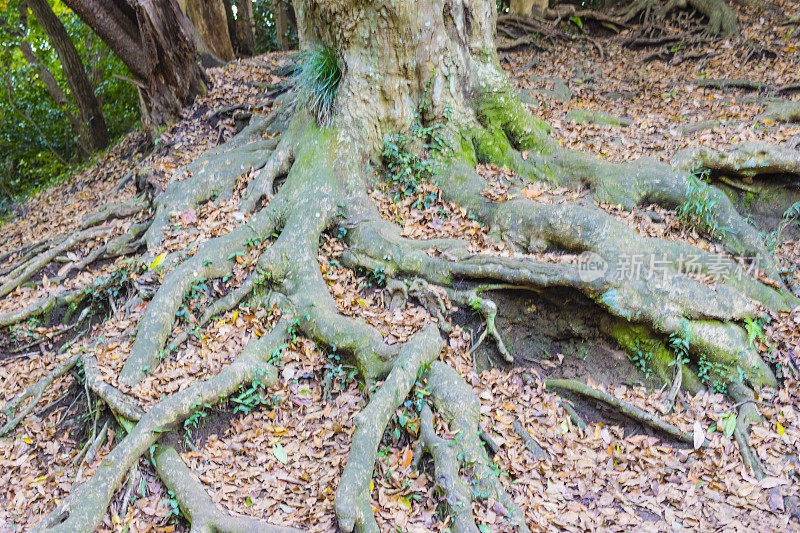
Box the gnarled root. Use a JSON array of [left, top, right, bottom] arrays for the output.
[[424, 361, 530, 531], [153, 446, 304, 533], [1, 354, 80, 435], [335, 325, 444, 532], [33, 323, 289, 533], [672, 141, 800, 179]]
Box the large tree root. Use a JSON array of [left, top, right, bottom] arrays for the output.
[[33, 323, 289, 532], [424, 361, 530, 531], [153, 445, 304, 533], [672, 141, 800, 179], [334, 325, 443, 532], [544, 378, 693, 443]]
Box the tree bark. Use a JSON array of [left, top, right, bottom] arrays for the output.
[[177, 0, 235, 61], [510, 0, 549, 17], [61, 0, 207, 127], [273, 0, 295, 50], [26, 0, 109, 152], [235, 0, 256, 55]]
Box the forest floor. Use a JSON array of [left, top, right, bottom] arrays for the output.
[[1, 2, 800, 532]]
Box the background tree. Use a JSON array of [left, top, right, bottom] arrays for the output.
[[23, 0, 108, 152], [0, 0, 138, 209], [177, 0, 235, 61], [61, 0, 207, 126]]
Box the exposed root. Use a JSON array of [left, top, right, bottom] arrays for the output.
[[144, 104, 290, 249], [0, 225, 114, 298], [33, 323, 289, 533], [448, 286, 512, 362], [153, 445, 304, 533], [424, 361, 530, 532], [512, 417, 550, 461], [1, 353, 80, 435], [79, 196, 150, 230], [335, 325, 443, 532], [120, 199, 284, 386], [728, 381, 766, 479], [672, 141, 800, 179], [418, 404, 479, 532], [82, 351, 145, 421], [545, 378, 694, 443], [618, 0, 737, 36], [240, 139, 295, 212], [0, 287, 86, 327]]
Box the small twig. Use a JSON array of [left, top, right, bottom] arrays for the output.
[[512, 417, 549, 460]]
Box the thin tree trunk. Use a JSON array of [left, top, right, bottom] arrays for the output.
[[273, 0, 294, 50], [26, 0, 109, 152]]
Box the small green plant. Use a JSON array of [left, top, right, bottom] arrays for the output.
[[292, 44, 342, 127], [744, 316, 765, 347], [668, 325, 691, 366], [380, 76, 452, 206], [629, 340, 653, 379], [765, 201, 800, 253], [697, 354, 730, 393], [676, 170, 727, 240], [381, 132, 438, 201], [183, 402, 211, 443], [231, 377, 272, 414]]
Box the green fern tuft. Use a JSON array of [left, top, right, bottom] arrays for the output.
[[292, 44, 342, 127]]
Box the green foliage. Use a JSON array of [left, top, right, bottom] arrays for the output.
[[380, 79, 452, 206], [676, 169, 727, 240], [696, 354, 729, 393], [0, 0, 139, 210], [381, 132, 438, 201], [183, 402, 210, 441], [292, 44, 342, 127], [764, 200, 800, 253], [628, 340, 653, 379], [744, 317, 765, 347], [231, 377, 273, 414], [252, 0, 297, 53]]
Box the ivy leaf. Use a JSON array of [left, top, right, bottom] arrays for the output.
[[273, 443, 288, 464]]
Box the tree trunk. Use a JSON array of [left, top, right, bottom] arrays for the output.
[[61, 0, 207, 127], [273, 0, 295, 50], [29, 0, 791, 532], [137, 0, 209, 126], [177, 0, 235, 61], [234, 0, 256, 55], [510, 0, 549, 17], [26, 0, 109, 152]]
